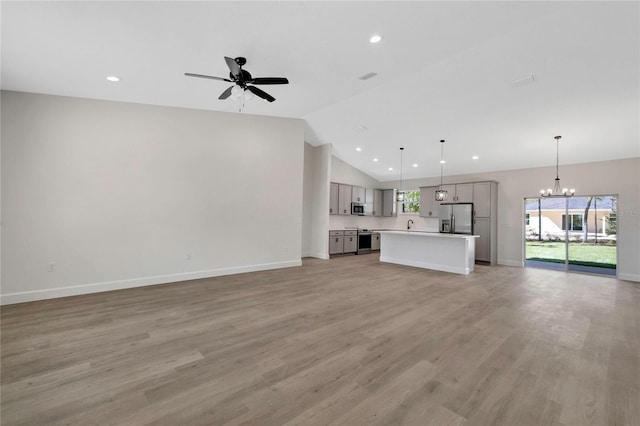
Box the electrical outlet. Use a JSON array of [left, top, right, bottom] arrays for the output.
[[48, 262, 56, 272], [185, 252, 192, 260]]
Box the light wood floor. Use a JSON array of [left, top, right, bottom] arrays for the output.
[[2, 255, 639, 425]]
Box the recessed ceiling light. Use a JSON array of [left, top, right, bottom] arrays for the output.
[[472, 155, 479, 160], [412, 163, 418, 167], [106, 76, 120, 82], [373, 158, 379, 162], [388, 167, 393, 171], [356, 147, 362, 152], [440, 160, 446, 164], [370, 35, 382, 44]]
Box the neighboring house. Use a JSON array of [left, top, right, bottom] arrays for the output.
[[525, 196, 616, 238]]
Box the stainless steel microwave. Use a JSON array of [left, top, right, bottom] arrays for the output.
[[351, 203, 365, 215]]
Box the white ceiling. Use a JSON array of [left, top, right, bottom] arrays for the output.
[[2, 1, 638, 181]]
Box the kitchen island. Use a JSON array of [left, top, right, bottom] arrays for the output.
[[378, 231, 478, 275]]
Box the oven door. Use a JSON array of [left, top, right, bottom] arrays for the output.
[[357, 232, 372, 254]]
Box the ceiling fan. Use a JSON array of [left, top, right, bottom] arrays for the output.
[[185, 56, 288, 103]]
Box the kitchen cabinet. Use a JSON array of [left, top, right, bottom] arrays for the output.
[[338, 184, 351, 215], [373, 189, 383, 216], [381, 189, 397, 217], [329, 230, 344, 255], [351, 186, 365, 203], [419, 186, 440, 218], [343, 230, 358, 253], [364, 188, 383, 216], [454, 183, 474, 203], [473, 182, 491, 217], [472, 181, 498, 264], [329, 182, 338, 215], [371, 233, 381, 250], [474, 218, 491, 262], [439, 183, 472, 203]]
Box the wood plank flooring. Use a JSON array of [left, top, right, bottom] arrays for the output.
[[2, 255, 639, 425]]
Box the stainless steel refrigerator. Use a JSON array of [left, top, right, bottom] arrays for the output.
[[439, 203, 474, 234]]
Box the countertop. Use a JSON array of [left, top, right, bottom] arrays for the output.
[[378, 230, 479, 239]]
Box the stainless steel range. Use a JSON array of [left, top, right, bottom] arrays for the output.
[[357, 229, 372, 254]]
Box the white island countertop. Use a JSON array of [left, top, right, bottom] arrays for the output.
[[378, 231, 479, 275]]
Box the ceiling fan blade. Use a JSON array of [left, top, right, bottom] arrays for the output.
[[219, 85, 234, 100], [185, 73, 231, 82], [249, 77, 289, 85], [247, 85, 275, 102], [225, 56, 241, 77]]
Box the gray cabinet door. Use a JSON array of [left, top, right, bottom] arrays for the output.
[[474, 217, 490, 262], [455, 183, 474, 203], [329, 182, 339, 215], [338, 184, 351, 215], [371, 233, 380, 250], [351, 186, 365, 203], [373, 189, 383, 216], [419, 186, 440, 217], [473, 182, 491, 217], [343, 234, 357, 253], [364, 188, 374, 215], [382, 189, 397, 217], [329, 235, 344, 255]]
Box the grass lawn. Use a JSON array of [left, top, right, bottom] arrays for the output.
[[526, 241, 617, 268]]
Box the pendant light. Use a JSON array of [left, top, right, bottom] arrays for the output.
[[540, 135, 575, 197], [435, 140, 448, 201], [396, 147, 405, 202]]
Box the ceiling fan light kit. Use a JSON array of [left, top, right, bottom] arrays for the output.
[[185, 56, 288, 108], [435, 139, 448, 202], [540, 135, 575, 198]]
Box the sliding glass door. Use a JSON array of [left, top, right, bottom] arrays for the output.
[[524, 195, 617, 276]]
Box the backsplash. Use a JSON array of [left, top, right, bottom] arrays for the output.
[[329, 212, 439, 232]]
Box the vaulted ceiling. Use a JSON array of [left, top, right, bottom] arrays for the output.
[[2, 1, 638, 181]]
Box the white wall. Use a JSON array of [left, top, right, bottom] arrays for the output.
[[1, 91, 305, 304], [302, 143, 331, 259]]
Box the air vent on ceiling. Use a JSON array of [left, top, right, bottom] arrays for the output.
[[358, 72, 378, 81]]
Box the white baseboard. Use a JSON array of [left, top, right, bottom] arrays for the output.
[[304, 252, 329, 260], [0, 260, 302, 306], [618, 273, 640, 282], [498, 259, 524, 267]]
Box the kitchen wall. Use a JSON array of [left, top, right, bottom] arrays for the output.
[[1, 91, 305, 304], [329, 153, 639, 281]]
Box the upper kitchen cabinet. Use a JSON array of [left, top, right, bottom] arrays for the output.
[[364, 188, 383, 217], [382, 189, 397, 217], [419, 186, 440, 218], [329, 182, 338, 215], [439, 183, 473, 203], [351, 186, 365, 203], [338, 184, 352, 215], [454, 183, 474, 203], [373, 189, 383, 217]]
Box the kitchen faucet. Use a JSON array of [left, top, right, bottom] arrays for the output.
[[407, 219, 414, 230]]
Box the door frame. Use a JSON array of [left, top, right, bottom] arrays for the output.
[[522, 194, 619, 278]]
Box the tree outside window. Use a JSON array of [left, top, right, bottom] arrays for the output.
[[400, 190, 420, 213]]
